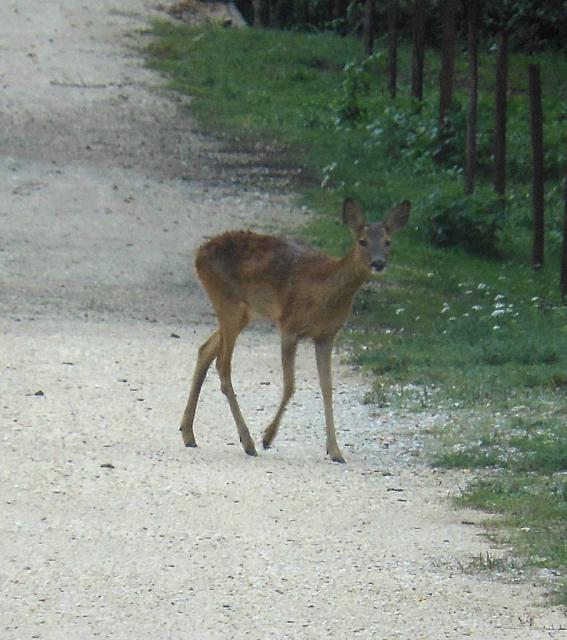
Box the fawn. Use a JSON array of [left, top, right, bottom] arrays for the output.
[[180, 198, 410, 462]]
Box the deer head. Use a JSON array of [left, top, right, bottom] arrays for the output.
[[342, 198, 411, 276]]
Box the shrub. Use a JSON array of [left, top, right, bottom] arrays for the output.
[[365, 99, 493, 176], [333, 60, 373, 126], [421, 189, 506, 256]]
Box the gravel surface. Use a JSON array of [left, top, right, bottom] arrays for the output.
[[1, 1, 565, 638]]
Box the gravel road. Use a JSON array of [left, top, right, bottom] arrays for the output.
[[1, 1, 564, 638]]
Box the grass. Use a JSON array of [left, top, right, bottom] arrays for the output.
[[145, 21, 567, 602], [434, 409, 567, 603], [434, 412, 567, 473]]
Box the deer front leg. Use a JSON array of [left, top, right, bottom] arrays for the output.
[[315, 336, 345, 463], [180, 330, 221, 447], [263, 333, 298, 450], [216, 322, 257, 457]]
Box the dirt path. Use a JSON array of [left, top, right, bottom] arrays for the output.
[[0, 2, 564, 638]]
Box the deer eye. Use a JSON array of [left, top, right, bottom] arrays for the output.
[[358, 239, 368, 247]]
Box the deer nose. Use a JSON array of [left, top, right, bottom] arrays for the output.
[[371, 259, 386, 272]]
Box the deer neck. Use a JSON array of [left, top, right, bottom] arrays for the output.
[[325, 248, 369, 306]]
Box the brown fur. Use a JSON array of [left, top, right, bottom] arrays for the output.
[[180, 198, 410, 462]]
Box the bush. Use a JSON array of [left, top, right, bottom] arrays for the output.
[[365, 99, 494, 176], [333, 61, 372, 126], [421, 189, 506, 256], [367, 104, 435, 159], [332, 56, 384, 128]]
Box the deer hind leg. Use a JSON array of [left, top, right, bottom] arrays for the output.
[[263, 333, 298, 450], [215, 304, 257, 457], [315, 337, 345, 463], [180, 329, 221, 447]]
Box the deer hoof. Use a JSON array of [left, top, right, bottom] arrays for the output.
[[330, 452, 346, 464], [181, 430, 197, 447], [245, 446, 258, 457]]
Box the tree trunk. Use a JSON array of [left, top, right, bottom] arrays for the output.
[[464, 0, 478, 195], [388, 0, 398, 98], [529, 63, 545, 269], [494, 31, 508, 197], [363, 0, 376, 56], [411, 0, 426, 101], [439, 0, 457, 127], [271, 0, 293, 28], [335, 0, 349, 34], [253, 0, 269, 27], [561, 157, 567, 297]]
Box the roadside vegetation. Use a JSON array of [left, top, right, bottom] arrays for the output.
[[145, 20, 567, 603]]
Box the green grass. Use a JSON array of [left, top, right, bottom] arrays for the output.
[[463, 475, 567, 604], [145, 22, 567, 602], [433, 409, 567, 603], [434, 412, 567, 473]]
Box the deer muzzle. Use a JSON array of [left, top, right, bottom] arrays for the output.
[[370, 259, 386, 273]]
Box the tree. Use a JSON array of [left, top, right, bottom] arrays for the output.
[[253, 0, 269, 27], [464, 0, 479, 195], [271, 0, 294, 28], [494, 30, 508, 198], [411, 0, 426, 101], [529, 63, 545, 269], [439, 0, 458, 127], [388, 0, 398, 98], [561, 160, 567, 297], [363, 0, 376, 55], [335, 0, 349, 34]]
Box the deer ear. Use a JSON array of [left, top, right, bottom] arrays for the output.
[[384, 200, 411, 234], [342, 198, 365, 234]]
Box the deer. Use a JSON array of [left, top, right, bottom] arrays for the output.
[[179, 198, 411, 463]]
